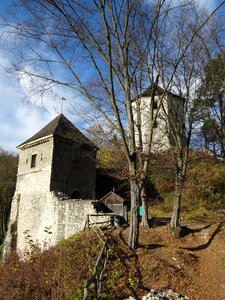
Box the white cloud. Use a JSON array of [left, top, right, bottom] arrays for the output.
[[0, 61, 52, 152], [169, 0, 217, 10], [0, 51, 87, 153], [196, 0, 217, 10], [0, 51, 92, 152], [18, 66, 88, 121]]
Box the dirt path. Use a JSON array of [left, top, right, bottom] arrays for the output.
[[191, 222, 225, 299], [110, 218, 225, 300]]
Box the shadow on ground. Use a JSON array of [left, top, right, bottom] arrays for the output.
[[182, 221, 225, 252], [149, 217, 171, 227]]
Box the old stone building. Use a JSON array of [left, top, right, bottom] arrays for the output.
[[133, 85, 185, 151], [17, 114, 97, 199], [4, 114, 99, 255]]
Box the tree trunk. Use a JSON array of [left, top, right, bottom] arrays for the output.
[[170, 171, 183, 235], [2, 208, 6, 239], [0, 205, 3, 243], [170, 192, 181, 231], [221, 92, 225, 159], [140, 185, 149, 228], [128, 162, 140, 249]]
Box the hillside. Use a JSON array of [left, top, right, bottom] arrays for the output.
[[0, 231, 102, 300], [1, 218, 225, 300], [97, 150, 225, 218], [150, 151, 225, 216], [108, 219, 225, 300], [1, 151, 225, 299]]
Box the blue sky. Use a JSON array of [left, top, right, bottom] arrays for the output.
[[0, 0, 87, 152], [0, 0, 223, 152], [0, 48, 73, 152]]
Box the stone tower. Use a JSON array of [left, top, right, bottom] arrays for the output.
[[16, 113, 97, 199], [4, 114, 98, 255], [133, 85, 185, 151]]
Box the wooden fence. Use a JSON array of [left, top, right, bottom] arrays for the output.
[[83, 238, 109, 300], [82, 213, 119, 299], [84, 213, 115, 230]]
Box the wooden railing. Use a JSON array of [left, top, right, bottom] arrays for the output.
[[83, 238, 109, 300], [84, 213, 115, 230]]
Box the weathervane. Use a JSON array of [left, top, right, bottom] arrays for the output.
[[61, 97, 66, 114]]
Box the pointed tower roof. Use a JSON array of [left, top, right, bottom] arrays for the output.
[[18, 114, 97, 149], [140, 85, 185, 99]]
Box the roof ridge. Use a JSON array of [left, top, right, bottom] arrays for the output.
[[140, 85, 185, 99], [99, 191, 124, 202], [17, 114, 97, 149]]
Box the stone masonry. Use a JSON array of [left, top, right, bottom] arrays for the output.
[[4, 114, 99, 255]]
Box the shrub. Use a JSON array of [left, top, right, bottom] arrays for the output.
[[0, 231, 101, 300]]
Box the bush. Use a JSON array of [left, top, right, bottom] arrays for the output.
[[0, 231, 101, 300]]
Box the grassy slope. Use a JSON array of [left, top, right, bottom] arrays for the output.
[[1, 220, 225, 300], [97, 149, 225, 218], [150, 151, 225, 219], [1, 151, 225, 299], [0, 231, 102, 300]]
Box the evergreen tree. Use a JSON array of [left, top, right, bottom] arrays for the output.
[[0, 149, 18, 244]]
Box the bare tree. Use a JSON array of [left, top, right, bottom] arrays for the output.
[[1, 0, 225, 247], [156, 2, 225, 233]]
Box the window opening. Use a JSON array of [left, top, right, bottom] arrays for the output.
[[153, 99, 158, 110], [31, 154, 37, 168]]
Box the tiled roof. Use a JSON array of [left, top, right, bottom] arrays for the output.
[[18, 114, 97, 148], [140, 85, 185, 99]]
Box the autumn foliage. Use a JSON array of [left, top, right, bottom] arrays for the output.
[[0, 231, 101, 300]]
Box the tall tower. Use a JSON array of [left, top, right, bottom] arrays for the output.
[[16, 114, 97, 199], [133, 85, 185, 151], [4, 114, 98, 254]]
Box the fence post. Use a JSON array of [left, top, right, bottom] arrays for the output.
[[83, 239, 108, 300]]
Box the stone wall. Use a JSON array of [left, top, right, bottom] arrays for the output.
[[55, 196, 97, 243], [4, 124, 98, 256], [51, 136, 97, 199], [16, 134, 97, 201], [16, 137, 54, 194], [4, 192, 98, 256], [133, 95, 169, 152], [133, 94, 185, 152]]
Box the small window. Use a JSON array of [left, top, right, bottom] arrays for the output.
[[26, 159, 28, 165], [31, 154, 37, 168], [153, 100, 158, 110]]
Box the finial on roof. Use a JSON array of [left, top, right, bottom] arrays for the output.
[[61, 97, 66, 114]]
